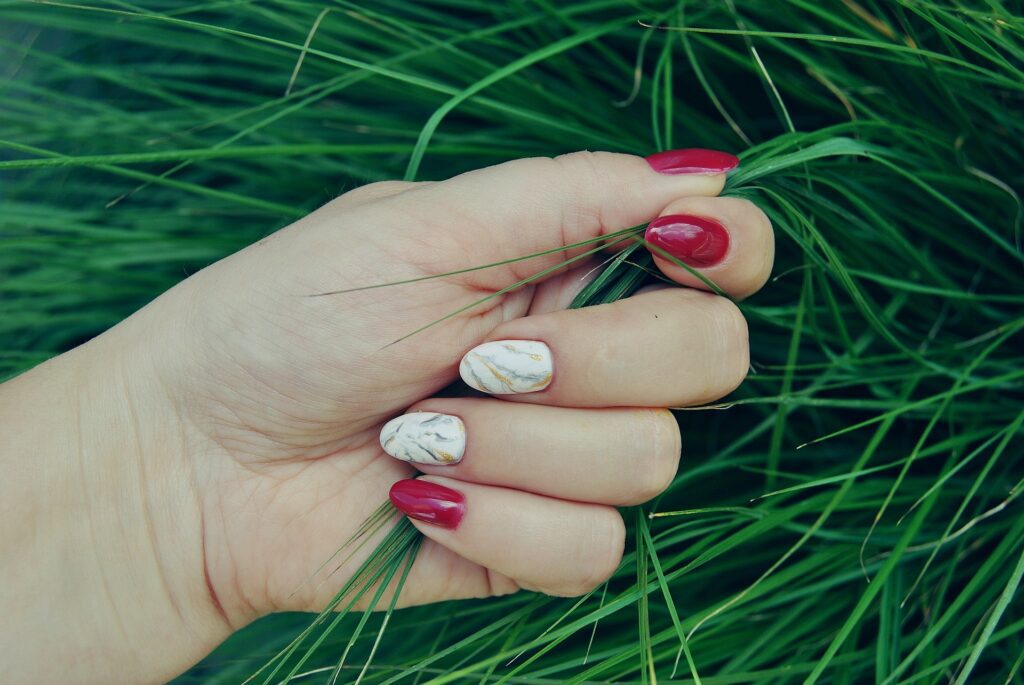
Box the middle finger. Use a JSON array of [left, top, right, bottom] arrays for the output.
[[459, 288, 750, 408]]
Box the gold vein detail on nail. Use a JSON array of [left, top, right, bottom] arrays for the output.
[[459, 340, 553, 395], [379, 412, 466, 465]]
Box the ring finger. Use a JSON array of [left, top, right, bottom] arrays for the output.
[[390, 476, 625, 597], [379, 399, 681, 505]]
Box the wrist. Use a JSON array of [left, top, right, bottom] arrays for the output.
[[0, 318, 230, 683]]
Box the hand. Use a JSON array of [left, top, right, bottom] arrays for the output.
[[0, 149, 774, 683]]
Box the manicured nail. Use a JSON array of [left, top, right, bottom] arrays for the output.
[[379, 412, 466, 465], [389, 479, 465, 529], [460, 340, 553, 395], [645, 214, 730, 267], [645, 148, 739, 175]]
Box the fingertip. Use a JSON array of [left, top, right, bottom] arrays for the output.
[[644, 195, 775, 299]]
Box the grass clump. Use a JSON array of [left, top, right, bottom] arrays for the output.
[[2, 1, 1023, 683]]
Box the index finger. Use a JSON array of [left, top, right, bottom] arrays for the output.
[[399, 149, 737, 288]]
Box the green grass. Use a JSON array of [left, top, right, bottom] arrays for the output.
[[2, 0, 1023, 683]]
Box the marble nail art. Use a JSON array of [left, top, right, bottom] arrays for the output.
[[459, 340, 553, 394], [379, 412, 466, 465]]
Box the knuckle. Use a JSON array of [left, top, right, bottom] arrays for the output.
[[634, 410, 681, 500], [494, 156, 557, 186], [544, 508, 624, 597], [568, 509, 625, 595], [484, 568, 521, 598], [553, 150, 637, 190], [649, 289, 750, 401], [707, 296, 750, 393], [553, 149, 609, 178], [551, 151, 608, 236], [549, 151, 632, 238]]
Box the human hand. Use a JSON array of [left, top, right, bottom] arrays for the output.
[[0, 149, 774, 683]]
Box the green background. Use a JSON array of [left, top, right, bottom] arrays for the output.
[[2, 1, 1023, 682]]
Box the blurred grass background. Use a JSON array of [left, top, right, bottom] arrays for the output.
[[2, 1, 1023, 683]]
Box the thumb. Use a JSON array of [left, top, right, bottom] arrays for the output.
[[406, 148, 737, 286]]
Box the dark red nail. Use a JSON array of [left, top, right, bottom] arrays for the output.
[[645, 214, 730, 267], [645, 148, 739, 175], [389, 479, 465, 529]]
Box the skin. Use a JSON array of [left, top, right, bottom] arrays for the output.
[[0, 151, 774, 684]]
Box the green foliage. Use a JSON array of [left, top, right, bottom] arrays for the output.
[[2, 0, 1023, 682]]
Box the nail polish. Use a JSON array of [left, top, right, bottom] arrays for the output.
[[389, 479, 465, 529], [645, 148, 739, 175], [460, 340, 553, 395], [380, 412, 466, 465], [645, 214, 730, 267]]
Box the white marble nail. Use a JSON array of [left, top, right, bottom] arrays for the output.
[[379, 412, 466, 465], [459, 340, 553, 395]]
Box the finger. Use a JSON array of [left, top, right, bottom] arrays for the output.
[[644, 196, 775, 299], [394, 149, 737, 287], [525, 259, 602, 315], [379, 400, 680, 505], [459, 287, 748, 407], [390, 477, 625, 597], [250, 454, 518, 614]]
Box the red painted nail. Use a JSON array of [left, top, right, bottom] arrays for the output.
[[645, 214, 730, 267], [389, 479, 466, 529], [645, 148, 739, 175]]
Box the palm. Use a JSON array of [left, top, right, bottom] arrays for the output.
[[173, 192, 547, 622]]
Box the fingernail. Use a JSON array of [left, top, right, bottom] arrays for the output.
[[460, 340, 553, 395], [645, 148, 739, 175], [645, 214, 730, 267], [389, 479, 465, 529], [380, 412, 466, 465]]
